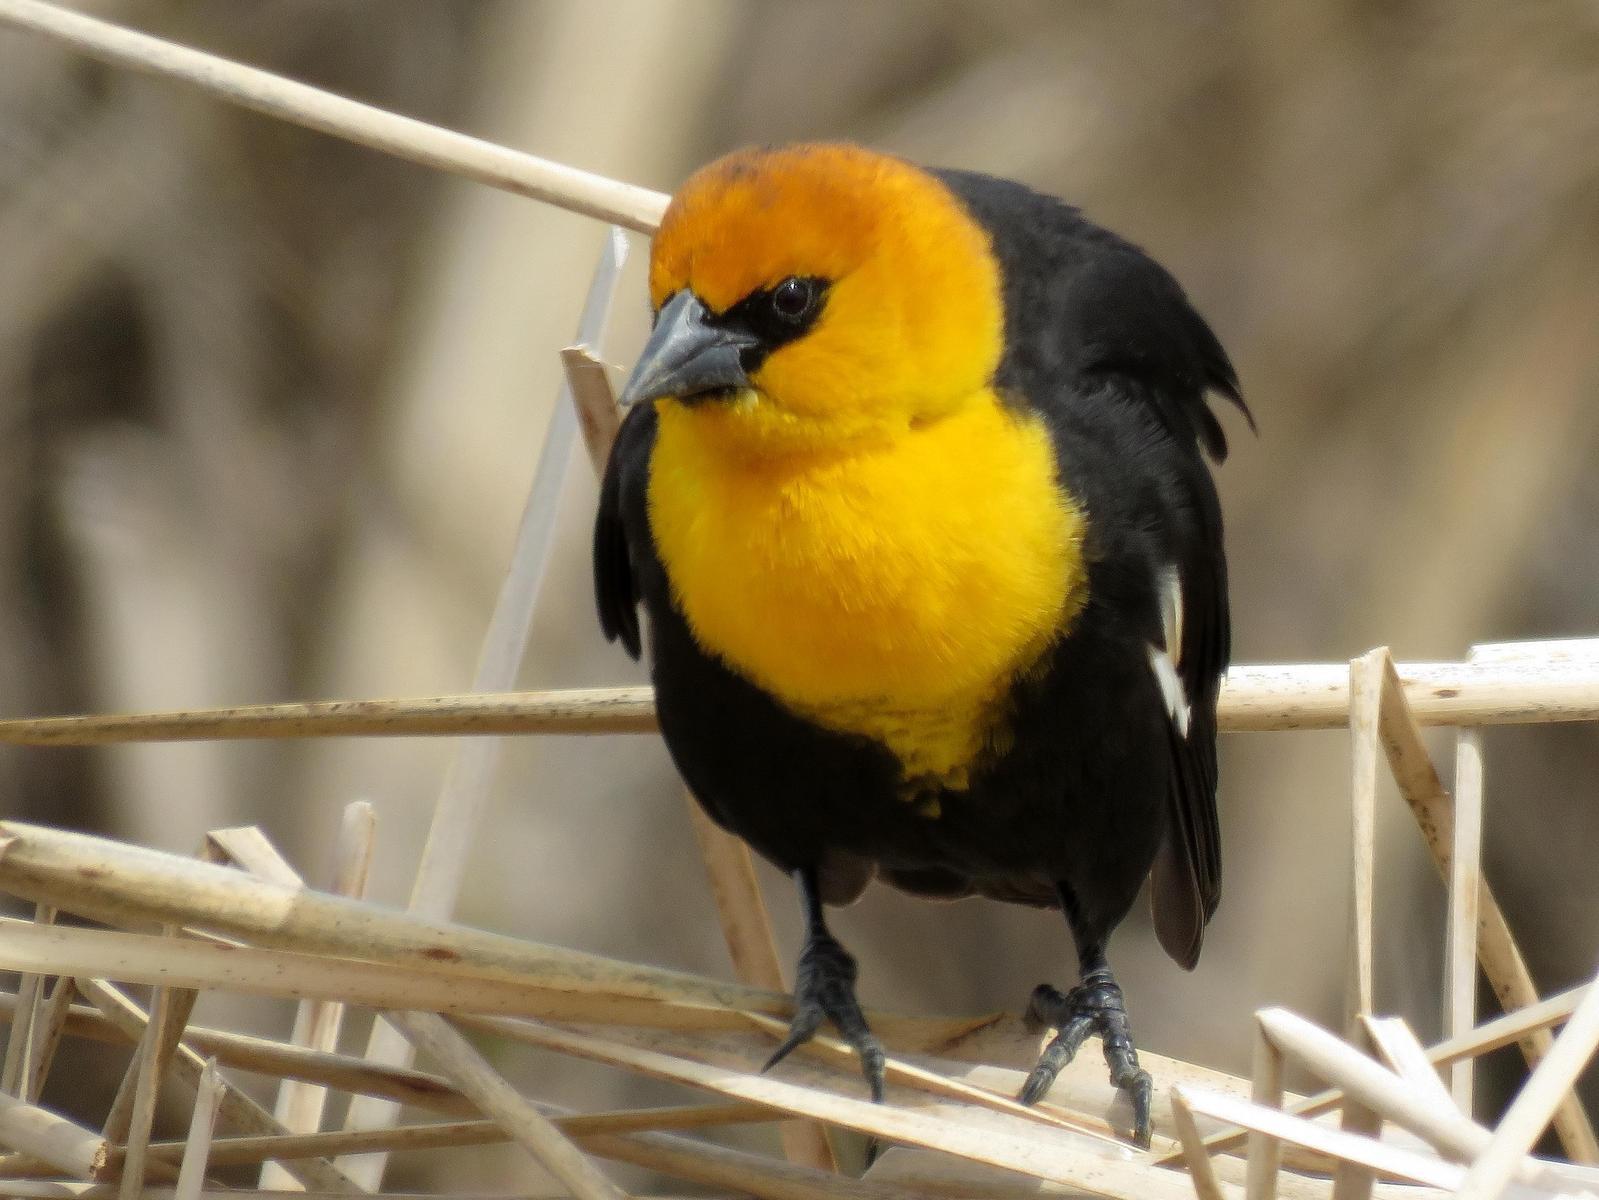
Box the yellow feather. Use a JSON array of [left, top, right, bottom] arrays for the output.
[[648, 391, 1085, 787]]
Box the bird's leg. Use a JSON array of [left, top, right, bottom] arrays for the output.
[[761, 866, 886, 1102], [1019, 889, 1154, 1147]]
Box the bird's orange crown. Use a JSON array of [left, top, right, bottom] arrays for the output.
[[647, 143, 1006, 456]]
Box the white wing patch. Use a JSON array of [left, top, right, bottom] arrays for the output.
[[1148, 643, 1191, 736], [1149, 564, 1190, 735], [1156, 564, 1184, 671]]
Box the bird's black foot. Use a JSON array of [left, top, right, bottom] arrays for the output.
[[1019, 970, 1154, 1147], [761, 932, 886, 1102]]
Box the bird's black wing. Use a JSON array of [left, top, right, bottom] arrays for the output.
[[1065, 248, 1239, 970], [1150, 461, 1229, 969], [933, 166, 1248, 968], [593, 400, 657, 661], [1067, 248, 1240, 970]]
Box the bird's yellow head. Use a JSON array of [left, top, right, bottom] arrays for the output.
[[621, 143, 1006, 459]]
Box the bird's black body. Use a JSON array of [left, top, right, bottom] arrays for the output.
[[595, 161, 1248, 1140]]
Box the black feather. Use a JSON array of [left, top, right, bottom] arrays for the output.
[[593, 402, 653, 659]]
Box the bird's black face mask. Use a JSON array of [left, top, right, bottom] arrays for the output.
[[619, 277, 830, 409]]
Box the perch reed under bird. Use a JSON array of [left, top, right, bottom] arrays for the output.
[[594, 142, 1251, 1146]]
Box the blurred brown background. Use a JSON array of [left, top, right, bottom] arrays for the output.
[[2, 0, 1597, 1190]]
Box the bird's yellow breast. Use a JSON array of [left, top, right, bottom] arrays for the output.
[[647, 392, 1086, 788]]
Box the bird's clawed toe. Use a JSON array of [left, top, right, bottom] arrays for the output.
[[1018, 972, 1153, 1148], [1023, 982, 1071, 1033], [762, 933, 886, 1102]]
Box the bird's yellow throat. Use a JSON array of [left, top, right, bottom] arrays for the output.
[[647, 390, 1086, 788]]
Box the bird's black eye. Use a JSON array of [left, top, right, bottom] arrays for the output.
[[770, 276, 816, 322]]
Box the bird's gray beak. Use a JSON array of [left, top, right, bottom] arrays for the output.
[[618, 290, 757, 409]]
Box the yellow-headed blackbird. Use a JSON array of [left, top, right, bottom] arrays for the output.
[[595, 143, 1250, 1145]]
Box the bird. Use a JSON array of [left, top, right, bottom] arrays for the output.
[[593, 141, 1250, 1146]]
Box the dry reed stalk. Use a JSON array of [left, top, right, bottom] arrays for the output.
[[0, 920, 764, 1030], [5, 651, 1599, 749], [1245, 1017, 1285, 1200], [1221, 654, 1599, 729], [167, 1120, 529, 1169], [204, 827, 304, 887], [872, 1148, 1372, 1200], [118, 1123, 928, 1200], [1346, 650, 1384, 1030], [0, 0, 668, 232], [1326, 1021, 1380, 1200], [171, 1060, 224, 1200], [115, 982, 186, 1200], [0, 692, 659, 745], [1359, 1018, 1455, 1112], [0, 1104, 773, 1181], [1329, 1111, 1381, 1200], [22, 978, 74, 1104], [563, 347, 624, 475], [686, 817, 788, 1012], [862, 1147, 1418, 1200], [1254, 1010, 1491, 1165], [134, 1103, 773, 1169], [71, 978, 361, 1194], [457, 1015, 1188, 1200], [1, 904, 55, 1096], [0, 1093, 110, 1181], [0, 823, 784, 1013], [98, 933, 197, 1191], [1447, 727, 1484, 1112], [1177, 1087, 1458, 1190], [1170, 1090, 1229, 1200], [1365, 650, 1599, 1161], [1453, 966, 1599, 1200], [0, 1156, 69, 1181], [260, 803, 374, 1190], [0, 923, 975, 1053], [1473, 638, 1599, 665], [122, 938, 201, 1127], [1162, 980, 1588, 1167], [0, 992, 477, 1116], [579, 1129, 922, 1200], [100, 1037, 140, 1144], [384, 1011, 628, 1200]]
